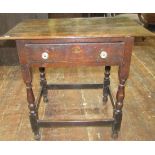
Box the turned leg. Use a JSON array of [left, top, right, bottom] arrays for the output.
[[111, 37, 133, 139], [112, 76, 126, 139], [39, 67, 48, 103], [103, 66, 111, 104], [21, 65, 40, 140]]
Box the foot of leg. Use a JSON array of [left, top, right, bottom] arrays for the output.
[[43, 96, 48, 103], [103, 95, 108, 103], [34, 132, 41, 140], [112, 109, 122, 139], [111, 132, 118, 140]]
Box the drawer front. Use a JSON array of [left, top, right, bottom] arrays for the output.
[[25, 43, 125, 66]]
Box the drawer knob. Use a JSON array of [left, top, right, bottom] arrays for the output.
[[100, 51, 108, 59], [42, 52, 49, 60]]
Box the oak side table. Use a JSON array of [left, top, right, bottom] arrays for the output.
[[0, 17, 154, 140]]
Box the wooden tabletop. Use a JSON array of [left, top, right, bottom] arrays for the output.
[[0, 17, 154, 40]]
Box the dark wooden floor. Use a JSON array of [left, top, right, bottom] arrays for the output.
[[0, 37, 155, 140]]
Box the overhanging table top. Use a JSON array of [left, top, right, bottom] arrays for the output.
[[0, 17, 154, 40]]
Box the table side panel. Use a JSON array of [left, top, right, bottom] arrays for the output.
[[16, 39, 126, 67]]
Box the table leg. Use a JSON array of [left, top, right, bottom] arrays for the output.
[[112, 65, 128, 139], [111, 37, 133, 139], [103, 66, 111, 104], [21, 65, 40, 140], [39, 67, 48, 103]]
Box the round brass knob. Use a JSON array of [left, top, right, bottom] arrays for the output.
[[42, 52, 49, 60], [100, 51, 108, 59]]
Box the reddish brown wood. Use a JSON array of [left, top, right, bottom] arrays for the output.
[[112, 37, 134, 138], [138, 13, 155, 27], [21, 65, 40, 140], [16, 37, 134, 139], [15, 33, 135, 139], [2, 17, 149, 140], [24, 42, 124, 67]]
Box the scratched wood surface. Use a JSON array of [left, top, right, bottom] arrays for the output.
[[0, 17, 154, 40], [0, 37, 155, 140]]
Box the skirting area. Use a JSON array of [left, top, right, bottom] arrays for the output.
[[0, 37, 155, 140]]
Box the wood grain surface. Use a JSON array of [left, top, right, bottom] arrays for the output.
[[0, 17, 154, 40]]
